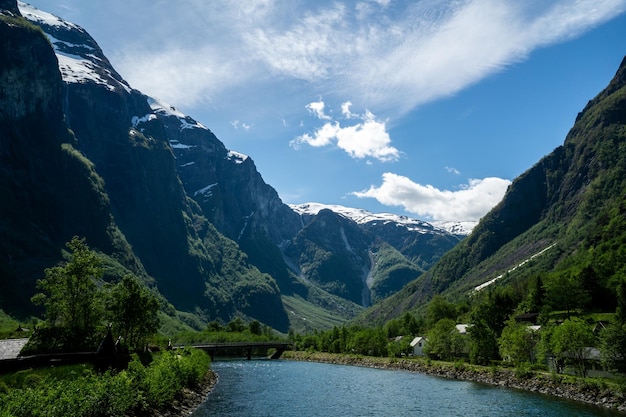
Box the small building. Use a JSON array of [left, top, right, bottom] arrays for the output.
[[514, 312, 539, 324], [410, 336, 427, 356], [455, 324, 470, 335]]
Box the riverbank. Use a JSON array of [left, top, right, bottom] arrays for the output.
[[152, 369, 218, 417], [284, 351, 626, 413]]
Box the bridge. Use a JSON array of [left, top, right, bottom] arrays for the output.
[[180, 341, 292, 360]]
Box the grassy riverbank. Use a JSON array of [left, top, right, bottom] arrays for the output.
[[284, 351, 626, 413], [0, 348, 213, 417]]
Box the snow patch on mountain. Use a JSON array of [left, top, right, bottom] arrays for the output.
[[131, 113, 157, 128], [194, 183, 218, 201], [473, 243, 557, 292], [290, 203, 474, 235], [18, 2, 79, 30], [430, 220, 477, 236], [227, 150, 249, 164], [147, 97, 207, 131], [19, 2, 131, 93]]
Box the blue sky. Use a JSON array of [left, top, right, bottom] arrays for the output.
[[25, 0, 626, 222]]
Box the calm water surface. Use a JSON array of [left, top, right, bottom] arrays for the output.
[[192, 360, 623, 417]]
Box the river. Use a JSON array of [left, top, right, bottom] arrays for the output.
[[192, 360, 623, 417]]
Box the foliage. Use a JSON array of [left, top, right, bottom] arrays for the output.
[[467, 318, 497, 366], [175, 318, 277, 345], [27, 237, 161, 353], [466, 287, 518, 365], [601, 321, 626, 373], [548, 318, 596, 377], [291, 325, 390, 357], [31, 236, 105, 351], [498, 319, 540, 366], [425, 295, 458, 328], [543, 270, 591, 318], [384, 312, 422, 338], [0, 349, 210, 417], [106, 274, 160, 351], [423, 318, 466, 361]]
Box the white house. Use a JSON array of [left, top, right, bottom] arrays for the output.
[[410, 336, 427, 356], [455, 324, 470, 334]]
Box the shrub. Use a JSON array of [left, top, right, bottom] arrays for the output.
[[514, 362, 535, 379], [0, 348, 210, 416]]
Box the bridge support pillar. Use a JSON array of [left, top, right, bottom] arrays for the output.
[[270, 348, 285, 360]]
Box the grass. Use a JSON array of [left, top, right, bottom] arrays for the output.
[[282, 295, 352, 333]]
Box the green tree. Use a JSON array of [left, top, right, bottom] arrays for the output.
[[600, 322, 626, 373], [107, 274, 160, 351], [426, 295, 458, 328], [227, 317, 246, 332], [549, 318, 596, 377], [385, 312, 422, 338], [424, 318, 466, 361], [248, 320, 262, 335], [615, 277, 626, 324], [467, 318, 497, 365], [32, 236, 104, 348], [346, 327, 387, 357], [466, 288, 517, 365], [528, 275, 545, 313], [498, 319, 539, 366], [544, 271, 590, 318]]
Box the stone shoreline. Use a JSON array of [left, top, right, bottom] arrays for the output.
[[284, 351, 626, 414], [151, 370, 218, 417]]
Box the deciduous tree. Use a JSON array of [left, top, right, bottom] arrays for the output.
[[32, 236, 104, 348], [107, 274, 160, 351]]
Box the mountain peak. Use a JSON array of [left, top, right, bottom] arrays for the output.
[[290, 202, 476, 235], [18, 1, 131, 93]]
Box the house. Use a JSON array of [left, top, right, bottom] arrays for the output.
[[410, 336, 427, 356], [514, 312, 540, 324], [455, 324, 470, 335]]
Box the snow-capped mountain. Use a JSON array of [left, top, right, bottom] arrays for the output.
[[290, 202, 476, 236], [19, 2, 131, 93]]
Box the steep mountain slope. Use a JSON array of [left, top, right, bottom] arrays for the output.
[[0, 6, 143, 316], [361, 55, 626, 324], [1, 2, 290, 330], [1, 1, 466, 332]]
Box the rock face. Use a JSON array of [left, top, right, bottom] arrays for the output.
[[0, 4, 131, 314]]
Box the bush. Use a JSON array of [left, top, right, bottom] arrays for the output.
[[0, 348, 211, 416], [514, 362, 535, 379]]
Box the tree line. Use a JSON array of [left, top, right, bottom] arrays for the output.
[[291, 279, 626, 378]]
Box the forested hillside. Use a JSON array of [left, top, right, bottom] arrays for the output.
[[360, 55, 626, 325]]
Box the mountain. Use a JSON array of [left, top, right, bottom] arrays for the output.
[[1, 2, 290, 331], [0, 1, 464, 333], [360, 54, 626, 324]]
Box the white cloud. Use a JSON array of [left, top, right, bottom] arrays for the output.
[[292, 101, 400, 162], [99, 0, 625, 115], [353, 172, 511, 221], [445, 166, 461, 175], [231, 120, 253, 131], [306, 100, 332, 120], [341, 101, 355, 118]]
